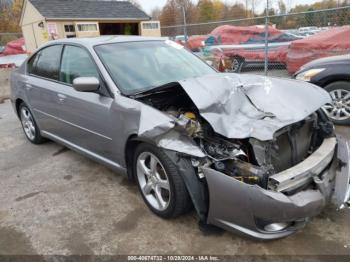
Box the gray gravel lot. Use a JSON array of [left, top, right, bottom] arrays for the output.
[[0, 98, 350, 256]]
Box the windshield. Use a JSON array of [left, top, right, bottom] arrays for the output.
[[94, 40, 215, 95]]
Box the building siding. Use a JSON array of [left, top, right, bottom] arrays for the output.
[[20, 0, 161, 52]]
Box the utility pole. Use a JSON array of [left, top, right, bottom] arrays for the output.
[[264, 0, 269, 76], [182, 6, 188, 46], [246, 0, 249, 17], [252, 0, 255, 17]]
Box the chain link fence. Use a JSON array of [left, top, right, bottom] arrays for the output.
[[161, 6, 350, 77], [0, 33, 22, 46]]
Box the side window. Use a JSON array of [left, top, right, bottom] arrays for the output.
[[28, 45, 62, 80], [27, 52, 40, 75], [60, 45, 99, 85]]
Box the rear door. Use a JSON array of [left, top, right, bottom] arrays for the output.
[[26, 45, 63, 133], [55, 44, 115, 160]]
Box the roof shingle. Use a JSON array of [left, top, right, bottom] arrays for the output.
[[29, 0, 150, 20]]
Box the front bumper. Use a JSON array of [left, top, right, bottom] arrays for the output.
[[204, 136, 350, 240]]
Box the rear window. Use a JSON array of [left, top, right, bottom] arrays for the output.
[[28, 45, 62, 80]]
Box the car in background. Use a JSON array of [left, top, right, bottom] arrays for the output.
[[188, 25, 301, 72], [295, 54, 350, 125], [298, 26, 321, 36], [0, 38, 27, 68], [287, 26, 350, 74], [174, 35, 188, 45], [283, 29, 306, 39]]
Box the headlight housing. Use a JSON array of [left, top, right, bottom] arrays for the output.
[[296, 68, 325, 82]]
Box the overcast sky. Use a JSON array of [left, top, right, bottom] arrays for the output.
[[138, 0, 322, 14]]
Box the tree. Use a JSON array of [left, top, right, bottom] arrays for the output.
[[159, 0, 197, 36], [150, 7, 162, 20], [197, 0, 214, 22], [129, 0, 143, 11], [231, 3, 248, 19], [278, 0, 287, 15], [0, 0, 23, 32], [212, 0, 225, 20]]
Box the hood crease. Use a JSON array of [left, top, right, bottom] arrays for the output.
[[178, 73, 331, 141]]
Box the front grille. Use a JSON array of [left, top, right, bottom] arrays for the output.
[[271, 119, 314, 173]]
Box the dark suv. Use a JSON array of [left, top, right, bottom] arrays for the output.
[[294, 54, 350, 125]]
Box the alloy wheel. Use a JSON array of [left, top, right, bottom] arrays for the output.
[[231, 58, 241, 72], [323, 89, 350, 121], [136, 152, 171, 211], [20, 107, 36, 141]]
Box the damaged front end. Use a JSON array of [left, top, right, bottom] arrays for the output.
[[204, 128, 350, 239], [132, 73, 350, 239]]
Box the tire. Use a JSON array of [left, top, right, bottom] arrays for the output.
[[230, 56, 244, 73], [19, 103, 46, 144], [133, 143, 192, 218], [322, 81, 350, 126]]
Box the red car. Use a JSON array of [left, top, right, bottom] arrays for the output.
[[0, 38, 27, 68], [286, 26, 350, 74], [189, 25, 300, 72]]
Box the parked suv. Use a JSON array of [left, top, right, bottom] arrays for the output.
[[295, 54, 350, 125]]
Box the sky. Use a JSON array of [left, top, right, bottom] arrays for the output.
[[138, 0, 323, 15]]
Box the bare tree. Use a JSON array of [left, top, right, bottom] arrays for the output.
[[150, 7, 162, 20], [128, 0, 143, 11]]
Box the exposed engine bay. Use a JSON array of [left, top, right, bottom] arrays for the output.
[[134, 82, 335, 193]]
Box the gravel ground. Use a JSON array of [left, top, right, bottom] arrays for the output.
[[0, 99, 350, 256]]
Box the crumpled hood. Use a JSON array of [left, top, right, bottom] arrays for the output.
[[179, 73, 331, 141]]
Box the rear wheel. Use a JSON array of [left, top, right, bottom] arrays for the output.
[[134, 143, 192, 218], [19, 103, 45, 144], [322, 81, 350, 125]]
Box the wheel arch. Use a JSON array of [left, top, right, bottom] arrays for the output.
[[320, 78, 350, 88], [15, 98, 24, 118], [124, 135, 209, 221], [124, 134, 156, 181], [231, 55, 244, 60]]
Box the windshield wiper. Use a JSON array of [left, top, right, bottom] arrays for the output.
[[128, 82, 178, 98]]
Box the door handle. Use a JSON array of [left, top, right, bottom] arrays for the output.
[[57, 93, 67, 103]]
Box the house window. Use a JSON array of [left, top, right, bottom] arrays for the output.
[[142, 22, 159, 30], [64, 25, 75, 32], [77, 24, 98, 32]]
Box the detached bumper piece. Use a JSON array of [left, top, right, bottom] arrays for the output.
[[204, 136, 350, 240]]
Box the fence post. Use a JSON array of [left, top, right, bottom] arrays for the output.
[[264, 0, 269, 76], [182, 6, 188, 46]]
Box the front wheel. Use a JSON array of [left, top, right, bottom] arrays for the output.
[[133, 143, 192, 218], [322, 81, 350, 125]]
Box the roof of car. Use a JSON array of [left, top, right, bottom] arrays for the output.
[[29, 0, 150, 20], [48, 36, 167, 47]]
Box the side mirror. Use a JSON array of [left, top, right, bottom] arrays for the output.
[[72, 77, 100, 92]]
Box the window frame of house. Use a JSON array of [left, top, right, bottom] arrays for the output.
[[142, 22, 160, 30], [64, 24, 76, 33], [76, 22, 99, 32]]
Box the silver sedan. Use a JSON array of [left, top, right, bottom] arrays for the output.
[[10, 36, 350, 240]]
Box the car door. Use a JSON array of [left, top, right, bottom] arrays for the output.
[[54, 44, 115, 160], [25, 45, 64, 133]]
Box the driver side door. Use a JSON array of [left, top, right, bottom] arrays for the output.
[[54, 44, 115, 160]]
